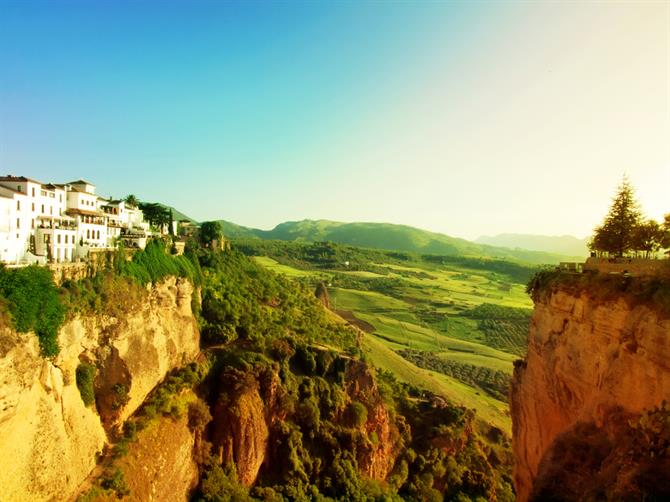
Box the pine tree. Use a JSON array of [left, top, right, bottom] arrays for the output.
[[590, 177, 642, 257]]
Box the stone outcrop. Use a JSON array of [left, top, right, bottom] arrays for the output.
[[114, 409, 199, 501], [209, 358, 400, 487], [511, 286, 670, 501], [345, 360, 399, 480], [212, 375, 270, 486], [0, 276, 199, 502]]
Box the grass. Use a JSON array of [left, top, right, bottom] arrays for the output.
[[252, 256, 328, 278], [251, 251, 532, 431], [361, 333, 511, 433]]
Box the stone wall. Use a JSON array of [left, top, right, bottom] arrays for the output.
[[583, 257, 669, 276]]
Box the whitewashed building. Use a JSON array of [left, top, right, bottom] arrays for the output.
[[0, 175, 151, 264]]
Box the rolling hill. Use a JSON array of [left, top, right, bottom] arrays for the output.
[[217, 219, 581, 264], [475, 233, 589, 257]]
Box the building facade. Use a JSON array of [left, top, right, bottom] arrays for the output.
[[0, 175, 150, 264]]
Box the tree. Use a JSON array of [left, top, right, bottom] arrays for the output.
[[661, 214, 670, 254], [631, 219, 662, 258], [124, 194, 139, 207], [200, 221, 222, 247], [139, 202, 171, 230], [589, 177, 642, 257]]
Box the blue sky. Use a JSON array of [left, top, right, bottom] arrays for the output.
[[1, 1, 667, 239]]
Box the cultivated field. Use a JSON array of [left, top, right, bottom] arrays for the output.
[[247, 243, 535, 433]]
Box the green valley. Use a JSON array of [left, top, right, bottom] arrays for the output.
[[237, 239, 535, 433]]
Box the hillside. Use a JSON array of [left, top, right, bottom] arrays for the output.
[[475, 233, 589, 257], [156, 203, 198, 223], [0, 243, 514, 501], [218, 219, 579, 264]]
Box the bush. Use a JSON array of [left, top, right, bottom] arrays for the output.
[[76, 362, 96, 407], [349, 401, 368, 428], [100, 468, 130, 498], [111, 383, 130, 410], [188, 400, 213, 432], [0, 265, 66, 356], [116, 239, 201, 285]]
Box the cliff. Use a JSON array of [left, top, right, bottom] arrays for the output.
[[209, 356, 400, 488], [0, 276, 200, 502], [107, 401, 199, 501], [511, 279, 670, 501]]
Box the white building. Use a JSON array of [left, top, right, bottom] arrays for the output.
[[65, 180, 108, 250], [0, 175, 150, 264]]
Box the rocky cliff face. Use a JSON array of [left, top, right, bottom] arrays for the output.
[[345, 360, 399, 480], [0, 276, 199, 502], [113, 405, 199, 501], [209, 357, 400, 487], [511, 286, 670, 501]]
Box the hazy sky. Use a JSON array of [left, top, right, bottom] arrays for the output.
[[0, 1, 668, 240]]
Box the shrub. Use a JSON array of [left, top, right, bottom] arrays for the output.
[[75, 362, 96, 407], [349, 401, 368, 428], [111, 383, 130, 410], [0, 265, 66, 356], [188, 399, 213, 432], [100, 468, 130, 498]]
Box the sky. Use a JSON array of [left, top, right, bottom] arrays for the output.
[[0, 0, 668, 240]]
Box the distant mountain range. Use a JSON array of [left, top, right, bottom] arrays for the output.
[[475, 233, 589, 257], [159, 202, 583, 264], [215, 218, 583, 265]]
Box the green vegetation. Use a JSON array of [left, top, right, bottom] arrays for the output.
[[236, 238, 530, 433], [221, 218, 579, 264], [398, 349, 511, 402], [100, 468, 130, 498], [61, 240, 202, 320], [0, 239, 202, 359], [590, 177, 670, 257], [198, 249, 356, 351], [76, 362, 97, 407], [113, 239, 201, 286], [138, 201, 172, 229], [0, 265, 66, 356], [526, 267, 670, 316], [461, 304, 531, 357], [200, 220, 223, 246], [57, 239, 518, 500]]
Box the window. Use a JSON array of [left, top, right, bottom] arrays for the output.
[[32, 187, 35, 197], [41, 204, 44, 213], [16, 218, 20, 229], [59, 194, 62, 202], [17, 200, 20, 210], [87, 229, 90, 239], [17, 185, 21, 192], [31, 220, 34, 229], [32, 203, 35, 211], [50, 207, 53, 215], [57, 234, 61, 244]]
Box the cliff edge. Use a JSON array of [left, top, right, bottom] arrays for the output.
[[0, 276, 200, 502], [511, 275, 670, 501]]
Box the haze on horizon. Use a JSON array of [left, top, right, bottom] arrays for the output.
[[0, 0, 667, 241]]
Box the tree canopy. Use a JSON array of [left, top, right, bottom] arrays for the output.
[[124, 194, 139, 207], [590, 178, 669, 257], [200, 221, 223, 247], [138, 202, 172, 229]]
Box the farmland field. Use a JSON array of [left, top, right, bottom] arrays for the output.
[[238, 239, 536, 433]]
